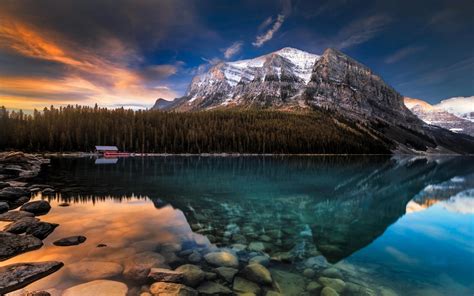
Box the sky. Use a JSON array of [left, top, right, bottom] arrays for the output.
[[0, 0, 473, 111]]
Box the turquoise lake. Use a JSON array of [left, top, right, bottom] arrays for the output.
[[3, 156, 473, 295]]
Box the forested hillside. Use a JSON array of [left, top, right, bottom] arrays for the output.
[[0, 105, 390, 154]]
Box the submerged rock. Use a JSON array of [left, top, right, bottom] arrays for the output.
[[149, 282, 197, 296], [240, 263, 273, 285], [175, 264, 205, 287], [25, 221, 58, 239], [148, 268, 184, 283], [0, 231, 43, 260], [321, 286, 339, 296], [214, 267, 238, 283], [0, 202, 9, 214], [0, 261, 63, 294], [62, 280, 128, 296], [204, 251, 239, 268], [53, 236, 86, 246], [67, 261, 123, 281], [197, 281, 232, 295], [304, 255, 329, 270], [0, 210, 34, 222], [20, 200, 51, 216], [233, 276, 261, 295], [307, 281, 323, 294], [123, 251, 167, 282], [318, 277, 346, 293], [3, 217, 39, 234]]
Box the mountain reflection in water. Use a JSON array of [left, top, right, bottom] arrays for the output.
[[4, 155, 473, 295]]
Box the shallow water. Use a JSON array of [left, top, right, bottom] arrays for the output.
[[2, 156, 473, 295]]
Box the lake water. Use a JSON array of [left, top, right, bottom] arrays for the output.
[[2, 156, 473, 296]]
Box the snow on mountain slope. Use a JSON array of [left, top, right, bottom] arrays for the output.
[[435, 96, 474, 122], [404, 97, 474, 136]]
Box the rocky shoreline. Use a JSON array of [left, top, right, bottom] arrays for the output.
[[0, 152, 66, 295]]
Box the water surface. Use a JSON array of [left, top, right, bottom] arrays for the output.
[[2, 156, 473, 295]]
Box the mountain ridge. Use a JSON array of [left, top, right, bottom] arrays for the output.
[[153, 47, 474, 154]]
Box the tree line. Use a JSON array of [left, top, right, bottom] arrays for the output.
[[0, 105, 390, 154]]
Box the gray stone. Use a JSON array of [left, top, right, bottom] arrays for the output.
[[320, 267, 343, 279], [204, 251, 239, 268], [0, 231, 43, 260], [0, 202, 9, 214], [20, 200, 51, 215], [3, 217, 39, 234], [304, 255, 329, 270], [0, 210, 34, 222], [233, 276, 260, 295], [188, 251, 202, 263], [25, 221, 58, 239], [248, 241, 265, 252], [214, 267, 238, 283], [240, 263, 273, 285], [148, 268, 184, 283], [53, 236, 86, 246], [303, 268, 315, 278], [149, 282, 197, 296], [0, 261, 63, 294], [62, 280, 128, 296], [197, 281, 232, 295], [175, 264, 205, 287]]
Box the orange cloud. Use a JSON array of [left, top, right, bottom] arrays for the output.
[[0, 17, 179, 111]]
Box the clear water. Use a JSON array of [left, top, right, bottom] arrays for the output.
[[2, 156, 473, 295]]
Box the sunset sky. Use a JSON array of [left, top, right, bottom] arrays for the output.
[[0, 0, 473, 111]]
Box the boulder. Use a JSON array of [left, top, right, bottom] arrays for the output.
[[41, 188, 55, 195], [26, 221, 58, 239], [175, 264, 206, 287], [240, 263, 273, 285], [3, 217, 39, 234], [204, 251, 239, 268], [67, 261, 123, 281], [304, 256, 329, 270], [62, 280, 128, 296], [0, 202, 9, 214], [248, 255, 270, 266], [149, 282, 197, 296], [0, 182, 9, 189], [123, 251, 167, 282], [318, 277, 346, 293], [20, 200, 51, 216], [197, 281, 232, 295], [307, 281, 322, 294], [248, 241, 265, 252], [0, 261, 63, 294], [148, 268, 184, 283], [320, 267, 343, 279], [0, 231, 43, 260], [233, 277, 260, 295], [0, 187, 29, 200], [303, 268, 315, 278], [53, 236, 87, 246], [321, 286, 339, 296], [214, 267, 238, 283], [7, 196, 30, 210], [0, 210, 34, 222], [188, 251, 202, 263], [26, 291, 51, 296]]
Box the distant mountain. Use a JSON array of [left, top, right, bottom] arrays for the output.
[[153, 47, 474, 154], [405, 97, 474, 136], [152, 98, 173, 110], [435, 96, 474, 122]]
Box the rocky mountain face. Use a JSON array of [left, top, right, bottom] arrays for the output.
[[405, 97, 474, 136], [154, 47, 474, 154], [152, 98, 173, 110]]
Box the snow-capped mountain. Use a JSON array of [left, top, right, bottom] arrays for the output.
[[154, 47, 474, 154], [435, 96, 474, 122], [405, 97, 474, 136]]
